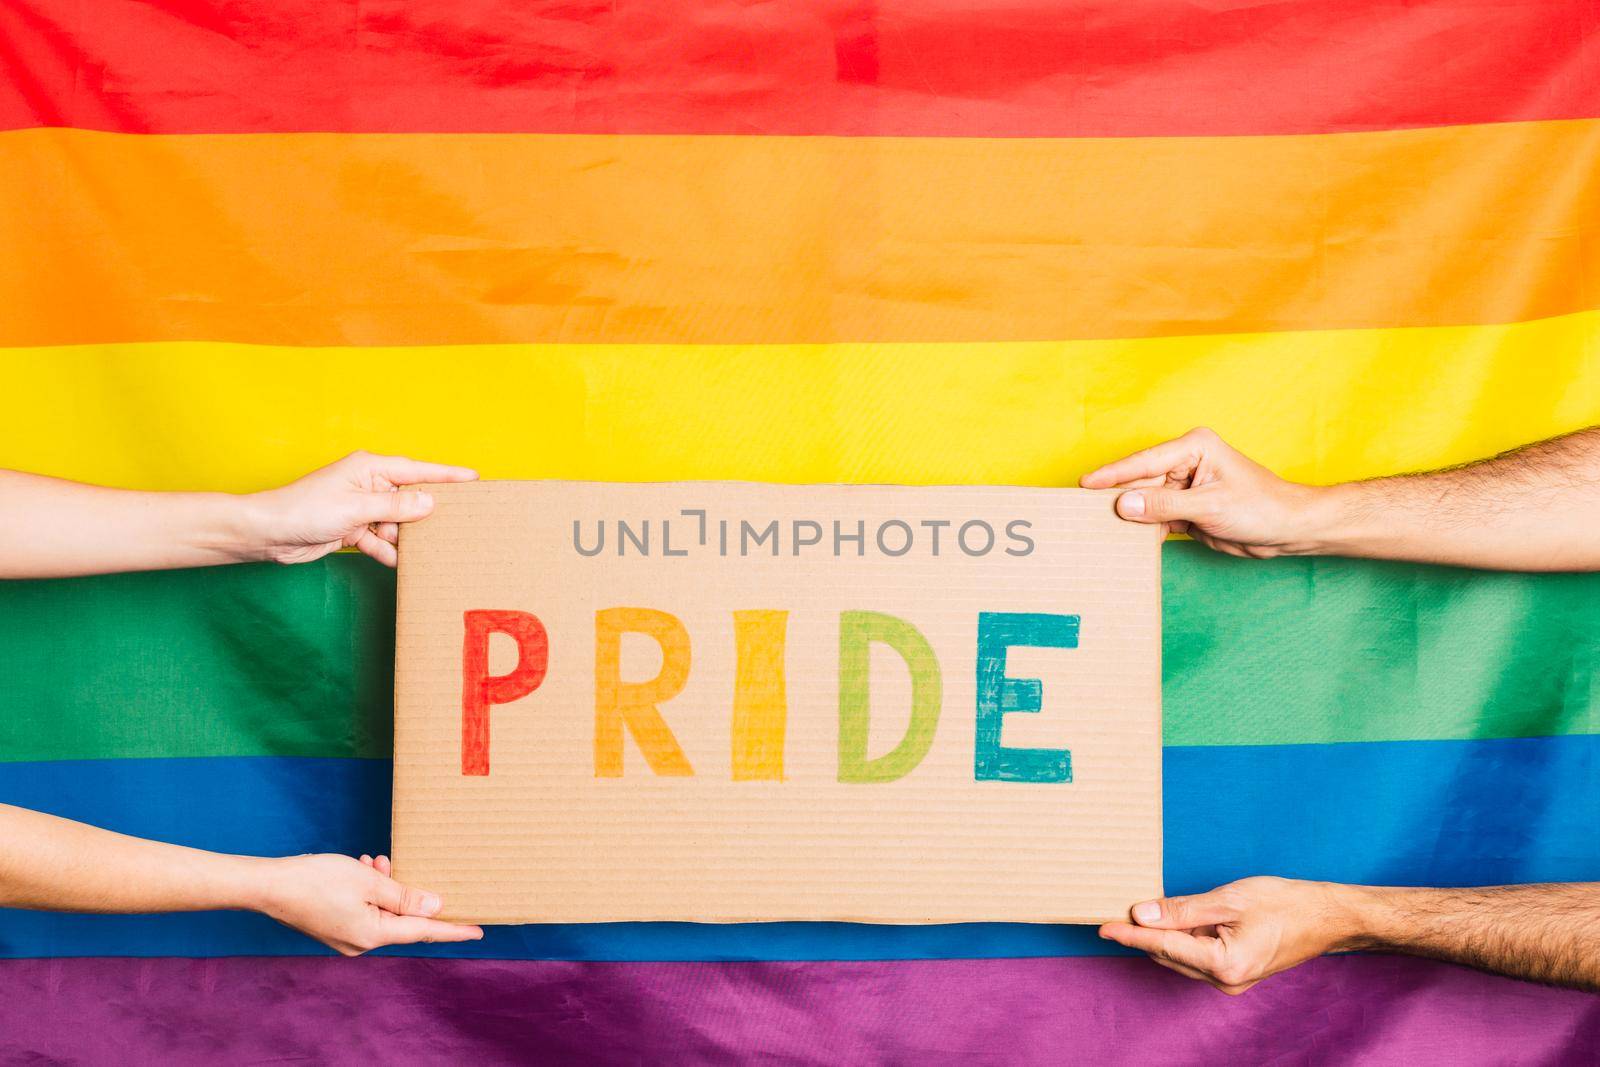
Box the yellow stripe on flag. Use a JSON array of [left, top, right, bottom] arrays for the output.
[[2, 121, 1596, 347], [4, 311, 1597, 492]]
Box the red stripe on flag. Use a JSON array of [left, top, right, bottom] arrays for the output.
[[2, 0, 1596, 137]]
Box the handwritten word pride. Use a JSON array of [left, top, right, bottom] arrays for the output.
[[461, 608, 1080, 783]]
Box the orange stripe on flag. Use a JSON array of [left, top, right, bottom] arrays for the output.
[[2, 123, 1596, 347]]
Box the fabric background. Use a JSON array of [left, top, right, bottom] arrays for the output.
[[1, 1, 1597, 1062]]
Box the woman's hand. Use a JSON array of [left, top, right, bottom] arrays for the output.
[[255, 852, 483, 956], [246, 451, 477, 567], [0, 805, 483, 956], [0, 454, 471, 578]]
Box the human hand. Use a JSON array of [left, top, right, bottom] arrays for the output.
[[1098, 876, 1363, 995], [246, 451, 477, 567], [1080, 428, 1329, 558], [256, 853, 483, 956]]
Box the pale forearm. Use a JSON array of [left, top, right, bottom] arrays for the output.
[[0, 804, 269, 915], [1300, 429, 1600, 571], [1336, 882, 1600, 991], [0, 805, 483, 954], [0, 806, 480, 953], [0, 470, 265, 578], [0, 452, 475, 576]]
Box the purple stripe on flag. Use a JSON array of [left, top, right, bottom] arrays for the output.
[[3, 954, 1597, 1063]]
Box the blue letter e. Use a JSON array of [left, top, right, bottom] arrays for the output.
[[974, 612, 1079, 782]]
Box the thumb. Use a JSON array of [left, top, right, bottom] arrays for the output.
[[1115, 486, 1212, 526], [373, 874, 443, 918], [1130, 889, 1239, 931], [356, 490, 434, 526]]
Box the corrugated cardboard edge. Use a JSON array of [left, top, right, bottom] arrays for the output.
[[1152, 537, 1165, 913], [391, 514, 412, 885]]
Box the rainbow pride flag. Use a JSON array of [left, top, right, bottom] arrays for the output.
[[2, 0, 1598, 1060]]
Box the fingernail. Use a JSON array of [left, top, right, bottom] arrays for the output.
[[420, 893, 442, 916], [1119, 492, 1145, 518], [1133, 901, 1161, 924], [417, 492, 434, 510]]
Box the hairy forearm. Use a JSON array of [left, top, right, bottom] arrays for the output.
[[1334, 883, 1600, 991], [0, 804, 271, 915], [0, 470, 263, 578], [1301, 428, 1600, 571]]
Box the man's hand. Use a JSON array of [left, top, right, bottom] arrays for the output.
[[1098, 876, 1360, 995], [247, 451, 478, 567], [256, 853, 483, 956], [1080, 427, 1326, 558], [1084, 425, 1600, 572], [1102, 877, 1600, 994]]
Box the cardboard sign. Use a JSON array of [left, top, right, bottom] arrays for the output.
[[392, 482, 1162, 924]]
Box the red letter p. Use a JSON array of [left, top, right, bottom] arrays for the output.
[[462, 610, 549, 776]]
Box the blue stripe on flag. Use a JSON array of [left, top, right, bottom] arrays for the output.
[[0, 735, 1592, 959]]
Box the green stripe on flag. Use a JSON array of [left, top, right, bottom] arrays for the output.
[[0, 558, 396, 761], [0, 544, 1592, 761], [1164, 545, 1597, 745]]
